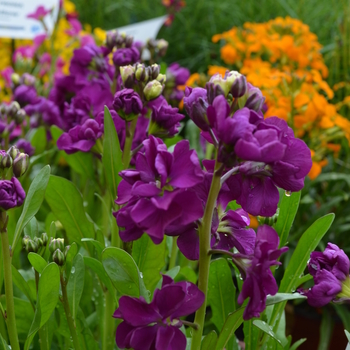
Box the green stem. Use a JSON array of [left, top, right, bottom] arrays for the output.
[[60, 274, 81, 350], [102, 291, 115, 350], [191, 159, 223, 349], [1, 226, 20, 350], [122, 118, 138, 169], [35, 272, 49, 350], [168, 237, 178, 270]]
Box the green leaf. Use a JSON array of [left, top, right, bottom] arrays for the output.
[[274, 191, 301, 247], [215, 293, 306, 350], [102, 106, 123, 199], [28, 253, 47, 273], [65, 242, 78, 282], [289, 338, 307, 350], [67, 254, 85, 320], [29, 126, 47, 155], [83, 257, 117, 302], [268, 213, 335, 338], [45, 175, 95, 246], [25, 263, 60, 350], [208, 258, 235, 331], [344, 329, 350, 343], [0, 333, 10, 350], [201, 331, 217, 350], [51, 126, 95, 179], [132, 235, 166, 294], [23, 216, 38, 240], [252, 320, 284, 348], [12, 266, 35, 309], [102, 247, 140, 298], [12, 165, 51, 250], [81, 238, 105, 259]]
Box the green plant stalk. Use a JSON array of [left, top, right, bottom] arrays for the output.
[[1, 228, 20, 350], [60, 274, 81, 350], [191, 159, 223, 349], [35, 271, 49, 350], [102, 290, 115, 350], [122, 118, 138, 169], [168, 236, 178, 270]]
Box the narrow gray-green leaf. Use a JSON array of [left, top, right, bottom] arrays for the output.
[[65, 242, 78, 282], [201, 331, 217, 350], [23, 216, 38, 240], [208, 258, 235, 331], [28, 253, 47, 274], [102, 106, 123, 199], [0, 333, 10, 350], [25, 263, 60, 350], [102, 247, 140, 297], [12, 267, 35, 309], [289, 338, 307, 350], [13, 165, 50, 250], [274, 191, 301, 247], [132, 235, 166, 294], [253, 320, 284, 348], [81, 238, 105, 259], [45, 175, 95, 246], [67, 254, 85, 320]]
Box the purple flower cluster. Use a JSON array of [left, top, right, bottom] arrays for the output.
[[301, 243, 350, 307], [114, 135, 204, 244], [113, 276, 204, 350], [0, 177, 25, 211], [235, 225, 288, 320]]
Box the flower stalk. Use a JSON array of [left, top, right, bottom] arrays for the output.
[[191, 159, 223, 349], [122, 118, 138, 169], [0, 212, 20, 350]]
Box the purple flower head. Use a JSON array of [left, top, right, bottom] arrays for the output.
[[300, 243, 350, 307], [113, 276, 204, 350], [113, 89, 143, 121], [63, 94, 92, 130], [0, 177, 26, 211], [27, 5, 50, 20], [147, 95, 184, 137], [16, 139, 35, 156], [113, 47, 140, 66], [236, 225, 288, 320], [115, 136, 204, 244], [57, 119, 102, 154], [49, 75, 78, 110], [65, 18, 82, 37], [167, 63, 190, 85], [14, 85, 38, 107], [183, 87, 210, 131]]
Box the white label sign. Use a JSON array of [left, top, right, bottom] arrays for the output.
[[0, 0, 59, 39], [116, 16, 167, 44]]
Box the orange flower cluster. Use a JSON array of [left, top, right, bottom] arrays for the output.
[[209, 17, 350, 179]]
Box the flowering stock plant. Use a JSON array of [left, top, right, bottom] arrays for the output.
[[0, 4, 347, 350]]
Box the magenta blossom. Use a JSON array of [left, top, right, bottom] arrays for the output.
[[113, 276, 204, 350], [236, 225, 288, 320], [0, 177, 26, 211], [27, 5, 51, 20]]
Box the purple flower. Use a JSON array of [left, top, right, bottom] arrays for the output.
[[0, 177, 26, 210], [27, 5, 50, 20], [115, 136, 204, 244], [147, 95, 184, 137], [236, 225, 288, 320], [113, 89, 143, 120], [244, 83, 265, 112], [57, 119, 102, 154], [113, 276, 204, 350], [16, 139, 35, 156], [167, 63, 190, 85], [183, 87, 210, 131], [112, 47, 140, 66], [63, 94, 92, 130], [14, 85, 38, 107], [300, 243, 350, 307]]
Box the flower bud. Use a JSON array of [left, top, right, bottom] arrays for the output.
[[156, 74, 166, 84], [143, 80, 163, 101], [206, 81, 225, 105], [14, 109, 26, 124], [11, 73, 20, 86], [225, 71, 247, 98], [22, 235, 31, 247], [0, 104, 7, 115], [64, 245, 71, 257], [13, 153, 29, 178], [34, 236, 43, 247], [49, 238, 65, 253], [53, 249, 65, 266], [0, 153, 13, 169], [7, 146, 20, 160], [120, 65, 135, 88], [21, 73, 36, 86], [135, 64, 149, 82], [106, 30, 118, 49], [209, 74, 230, 96], [41, 232, 48, 246], [7, 101, 20, 117], [156, 39, 168, 57], [125, 35, 133, 48], [26, 239, 39, 253], [243, 84, 265, 112], [150, 64, 160, 80]]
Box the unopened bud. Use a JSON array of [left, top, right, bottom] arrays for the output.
[[26, 239, 39, 253], [64, 245, 71, 257], [106, 30, 118, 49], [135, 64, 149, 82], [143, 80, 163, 101], [21, 73, 36, 86], [206, 81, 225, 105], [150, 64, 160, 80], [11, 73, 20, 85], [0, 153, 12, 169], [13, 153, 29, 178], [125, 35, 133, 48], [34, 236, 43, 247], [156, 39, 168, 56], [120, 65, 135, 88], [225, 71, 247, 98], [156, 74, 166, 84], [22, 235, 31, 247], [49, 238, 64, 253], [14, 109, 26, 124], [7, 101, 20, 117], [41, 232, 48, 246], [7, 146, 20, 160], [209, 74, 230, 96], [53, 249, 65, 266], [0, 104, 7, 115], [243, 84, 265, 112]]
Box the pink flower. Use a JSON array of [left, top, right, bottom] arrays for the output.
[[27, 6, 50, 21]]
